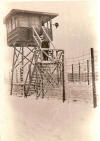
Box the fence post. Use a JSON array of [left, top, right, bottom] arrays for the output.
[[87, 60, 89, 85], [62, 50, 65, 102], [91, 48, 97, 108]]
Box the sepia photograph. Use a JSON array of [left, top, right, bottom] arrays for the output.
[[0, 1, 100, 141]]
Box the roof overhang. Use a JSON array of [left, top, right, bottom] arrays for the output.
[[4, 9, 58, 24]]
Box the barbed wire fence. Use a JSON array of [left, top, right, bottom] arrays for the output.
[[7, 47, 99, 108], [64, 48, 99, 108]]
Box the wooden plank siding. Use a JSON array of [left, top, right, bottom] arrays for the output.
[[7, 27, 36, 47], [6, 10, 55, 46]]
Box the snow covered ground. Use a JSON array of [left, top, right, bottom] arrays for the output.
[[0, 83, 100, 141]]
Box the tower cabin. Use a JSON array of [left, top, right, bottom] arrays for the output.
[[4, 9, 58, 47]]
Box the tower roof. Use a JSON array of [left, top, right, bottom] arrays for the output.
[[4, 9, 58, 24]]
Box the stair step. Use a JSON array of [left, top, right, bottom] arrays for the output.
[[29, 90, 35, 92], [34, 35, 44, 41]]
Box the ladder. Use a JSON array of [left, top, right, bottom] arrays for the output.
[[24, 26, 58, 96], [42, 26, 55, 49]]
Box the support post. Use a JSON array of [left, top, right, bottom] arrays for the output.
[[91, 48, 97, 108], [56, 51, 59, 84], [36, 67, 39, 96], [60, 63, 62, 84], [62, 51, 65, 102], [57, 63, 59, 84], [87, 60, 89, 85], [50, 20, 53, 41], [72, 64, 74, 82], [10, 47, 16, 95], [21, 47, 24, 82], [20, 47, 24, 96], [41, 63, 44, 98], [16, 69, 18, 83], [79, 63, 80, 82]]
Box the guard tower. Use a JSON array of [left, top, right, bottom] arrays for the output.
[[4, 9, 65, 101]]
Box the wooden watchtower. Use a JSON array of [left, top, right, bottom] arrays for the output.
[[4, 9, 65, 101]]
